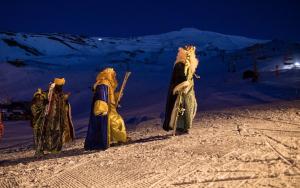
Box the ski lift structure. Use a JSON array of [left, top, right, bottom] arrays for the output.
[[284, 51, 294, 65], [284, 55, 294, 65]]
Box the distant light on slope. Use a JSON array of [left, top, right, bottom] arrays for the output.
[[98, 38, 102, 41], [283, 61, 300, 70], [282, 64, 293, 70]]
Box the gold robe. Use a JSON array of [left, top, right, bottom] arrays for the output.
[[93, 77, 127, 144]]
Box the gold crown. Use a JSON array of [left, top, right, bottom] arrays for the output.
[[54, 78, 66, 86], [184, 45, 196, 52]]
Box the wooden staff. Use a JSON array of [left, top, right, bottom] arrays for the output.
[[116, 72, 131, 106]]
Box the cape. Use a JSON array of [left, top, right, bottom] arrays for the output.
[[84, 84, 110, 150], [163, 62, 187, 131]]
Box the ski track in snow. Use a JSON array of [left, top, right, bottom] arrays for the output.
[[0, 101, 300, 187]]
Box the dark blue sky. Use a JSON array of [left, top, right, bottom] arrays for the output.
[[0, 0, 299, 40]]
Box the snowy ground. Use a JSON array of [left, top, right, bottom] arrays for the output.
[[1, 29, 300, 187], [0, 100, 299, 187]]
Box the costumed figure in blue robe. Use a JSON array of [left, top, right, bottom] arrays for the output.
[[84, 68, 127, 150]]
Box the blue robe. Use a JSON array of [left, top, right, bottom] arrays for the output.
[[84, 84, 109, 150]]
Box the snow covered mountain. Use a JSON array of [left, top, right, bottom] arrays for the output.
[[0, 28, 299, 129], [0, 28, 262, 62]]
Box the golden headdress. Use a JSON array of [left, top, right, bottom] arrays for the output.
[[54, 78, 66, 86], [94, 68, 118, 90], [175, 45, 199, 74], [33, 88, 47, 99], [33, 88, 43, 97]]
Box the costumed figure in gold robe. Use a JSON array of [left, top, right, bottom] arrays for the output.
[[84, 68, 128, 150], [31, 78, 75, 156], [163, 45, 199, 135]]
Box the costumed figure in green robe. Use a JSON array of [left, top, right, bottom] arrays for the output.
[[31, 78, 75, 156]]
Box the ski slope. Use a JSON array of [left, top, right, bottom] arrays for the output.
[[0, 28, 299, 130]]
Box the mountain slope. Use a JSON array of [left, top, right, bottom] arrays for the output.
[[0, 28, 299, 125], [0, 28, 263, 62]]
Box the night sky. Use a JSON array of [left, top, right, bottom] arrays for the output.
[[0, 0, 299, 41]]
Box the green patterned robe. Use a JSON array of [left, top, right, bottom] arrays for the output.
[[31, 86, 75, 155], [176, 71, 197, 131]]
